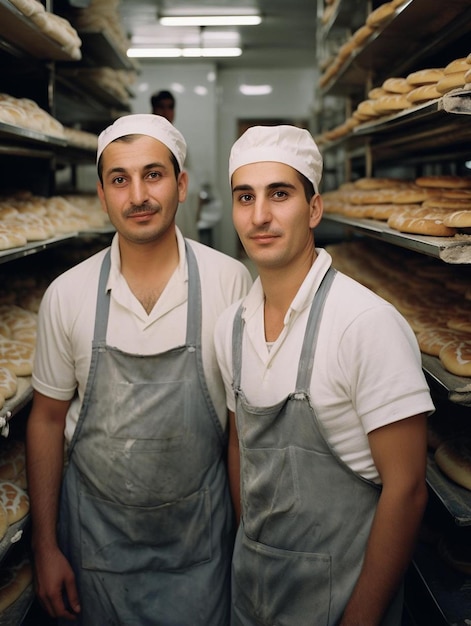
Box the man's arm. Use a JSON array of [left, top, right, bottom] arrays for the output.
[[339, 412, 428, 626], [227, 410, 241, 524], [26, 390, 81, 621]]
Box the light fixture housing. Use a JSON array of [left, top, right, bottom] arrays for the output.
[[158, 15, 261, 26], [127, 47, 242, 58]]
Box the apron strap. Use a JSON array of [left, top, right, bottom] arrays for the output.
[[231, 267, 337, 393], [93, 248, 112, 343], [295, 267, 336, 392], [184, 240, 202, 348]]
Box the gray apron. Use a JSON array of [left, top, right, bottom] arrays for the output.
[[58, 242, 234, 626], [231, 267, 403, 626]]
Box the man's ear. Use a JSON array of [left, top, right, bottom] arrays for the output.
[[309, 193, 323, 229], [178, 170, 188, 203]]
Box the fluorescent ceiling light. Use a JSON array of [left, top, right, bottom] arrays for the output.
[[127, 47, 242, 58], [239, 84, 273, 96], [159, 15, 261, 26], [127, 48, 182, 58]]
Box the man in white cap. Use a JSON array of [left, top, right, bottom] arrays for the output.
[[214, 125, 434, 625], [26, 113, 252, 625]]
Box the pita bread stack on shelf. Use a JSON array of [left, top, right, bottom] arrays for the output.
[[7, 0, 81, 59], [70, 0, 131, 61], [31, 11, 82, 59], [0, 94, 65, 139], [63, 127, 98, 151]]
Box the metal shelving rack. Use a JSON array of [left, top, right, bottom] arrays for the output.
[[316, 2, 471, 624]]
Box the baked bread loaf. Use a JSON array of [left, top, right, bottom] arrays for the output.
[[0, 440, 26, 489], [416, 328, 468, 356], [443, 210, 471, 228], [387, 207, 457, 236], [353, 177, 406, 190], [352, 25, 374, 46], [382, 77, 413, 94], [0, 481, 29, 525], [415, 175, 471, 189], [435, 437, 471, 490], [364, 204, 398, 220], [436, 71, 467, 94], [406, 84, 441, 103], [439, 339, 471, 377], [0, 556, 32, 612], [366, 2, 395, 28], [423, 197, 471, 210], [372, 93, 411, 114], [447, 313, 471, 333], [406, 68, 445, 86], [0, 339, 34, 376], [444, 58, 470, 74], [368, 87, 388, 100], [0, 367, 18, 400]]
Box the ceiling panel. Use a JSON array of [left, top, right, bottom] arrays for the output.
[[118, 0, 319, 68]]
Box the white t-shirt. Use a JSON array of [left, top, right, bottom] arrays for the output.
[[33, 229, 252, 443], [214, 248, 435, 483]]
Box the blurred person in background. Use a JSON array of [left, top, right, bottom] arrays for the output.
[[151, 88, 200, 241]]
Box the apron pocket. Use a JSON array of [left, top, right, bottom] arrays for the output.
[[80, 485, 212, 573], [108, 380, 190, 451], [233, 532, 331, 626]]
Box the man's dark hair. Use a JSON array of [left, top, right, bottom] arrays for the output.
[[296, 171, 316, 202], [150, 90, 175, 110]]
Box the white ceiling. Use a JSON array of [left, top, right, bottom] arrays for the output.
[[119, 0, 319, 69]]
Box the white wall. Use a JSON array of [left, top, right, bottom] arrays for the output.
[[130, 62, 218, 192], [129, 62, 319, 256]]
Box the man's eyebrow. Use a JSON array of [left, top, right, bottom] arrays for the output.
[[232, 184, 254, 193], [232, 181, 296, 193], [105, 162, 167, 176], [267, 181, 296, 190]]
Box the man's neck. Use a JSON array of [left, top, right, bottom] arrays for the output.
[[260, 248, 317, 342], [118, 232, 180, 314]]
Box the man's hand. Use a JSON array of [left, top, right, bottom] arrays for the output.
[[34, 546, 81, 620]]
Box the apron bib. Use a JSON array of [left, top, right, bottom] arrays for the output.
[[231, 267, 403, 626], [58, 243, 234, 626]]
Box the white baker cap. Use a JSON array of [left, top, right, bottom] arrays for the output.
[[97, 113, 187, 170], [229, 125, 323, 192]]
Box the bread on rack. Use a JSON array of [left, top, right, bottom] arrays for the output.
[[382, 77, 414, 94], [435, 437, 471, 491], [0, 339, 34, 377], [415, 175, 471, 189], [406, 68, 445, 86], [387, 206, 457, 236], [436, 72, 467, 94], [443, 210, 471, 228], [0, 481, 29, 525], [0, 555, 32, 613], [406, 84, 442, 104], [0, 440, 26, 490], [439, 340, 471, 377], [0, 367, 18, 400], [366, 2, 395, 28]]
